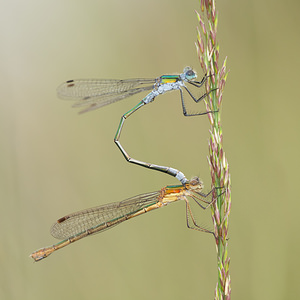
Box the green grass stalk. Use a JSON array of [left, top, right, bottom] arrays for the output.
[[195, 1, 231, 299]]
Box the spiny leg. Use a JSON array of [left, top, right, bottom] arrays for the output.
[[184, 85, 218, 104], [192, 186, 226, 209], [179, 87, 218, 117], [188, 72, 215, 88], [188, 73, 208, 88], [185, 199, 215, 237], [190, 192, 216, 210]]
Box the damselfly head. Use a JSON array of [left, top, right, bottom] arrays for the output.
[[188, 176, 204, 191], [183, 66, 197, 81]]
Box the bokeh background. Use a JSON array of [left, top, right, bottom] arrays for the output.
[[1, 0, 299, 299]]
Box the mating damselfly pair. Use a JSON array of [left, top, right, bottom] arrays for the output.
[[30, 67, 217, 261]]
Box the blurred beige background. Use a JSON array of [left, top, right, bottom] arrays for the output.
[[1, 0, 299, 299]]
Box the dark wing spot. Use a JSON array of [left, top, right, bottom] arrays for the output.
[[57, 216, 69, 223], [66, 80, 75, 87]]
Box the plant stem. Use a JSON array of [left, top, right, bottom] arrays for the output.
[[195, 1, 231, 299]]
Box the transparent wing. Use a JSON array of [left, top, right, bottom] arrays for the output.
[[57, 78, 155, 113], [51, 191, 161, 239]]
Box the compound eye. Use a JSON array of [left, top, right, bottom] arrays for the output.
[[186, 70, 195, 77]]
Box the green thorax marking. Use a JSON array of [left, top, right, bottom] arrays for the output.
[[160, 75, 180, 84]]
